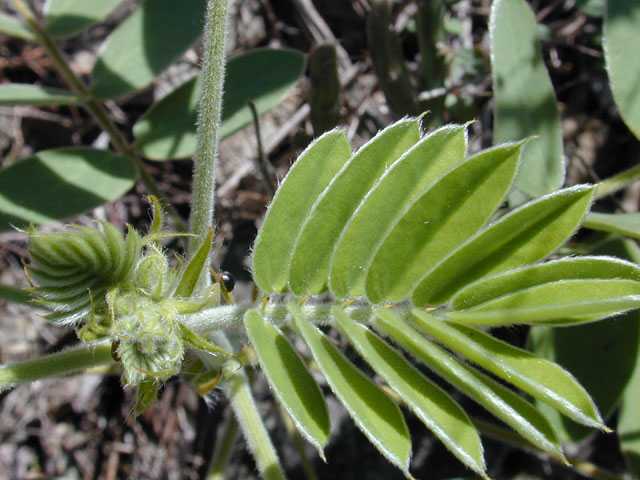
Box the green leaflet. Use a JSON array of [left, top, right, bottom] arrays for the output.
[[448, 279, 640, 326], [490, 0, 564, 196], [411, 309, 604, 429], [0, 148, 136, 231], [413, 185, 595, 305], [252, 130, 352, 292], [365, 142, 522, 304], [604, 0, 640, 139], [244, 310, 330, 457], [374, 308, 565, 461], [288, 303, 412, 476], [174, 228, 212, 299], [134, 377, 160, 416], [329, 124, 467, 299], [0, 84, 82, 106], [289, 118, 421, 296], [452, 256, 640, 310], [583, 212, 640, 240], [44, 0, 125, 38], [333, 308, 486, 477], [90, 0, 206, 99]]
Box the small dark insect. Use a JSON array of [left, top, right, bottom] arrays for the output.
[[219, 271, 235, 292]]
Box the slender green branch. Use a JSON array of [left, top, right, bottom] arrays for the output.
[[11, 0, 186, 231], [180, 301, 382, 335], [0, 340, 114, 393], [207, 410, 240, 480], [595, 163, 640, 200], [200, 333, 286, 480], [223, 366, 286, 480], [189, 0, 230, 260]]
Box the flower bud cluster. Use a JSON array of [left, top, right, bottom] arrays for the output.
[[26, 218, 214, 390]]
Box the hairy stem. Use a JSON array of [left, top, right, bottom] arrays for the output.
[[0, 340, 114, 393], [180, 301, 385, 335], [11, 0, 186, 231], [189, 0, 230, 261], [201, 333, 286, 480], [224, 366, 286, 480]]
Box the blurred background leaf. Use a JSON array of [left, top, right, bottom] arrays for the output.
[[90, 0, 206, 99], [133, 49, 305, 160], [0, 148, 136, 231], [604, 0, 640, 140], [490, 0, 564, 197], [44, 0, 126, 38]]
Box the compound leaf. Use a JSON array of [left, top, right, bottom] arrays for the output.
[[289, 303, 412, 476], [365, 141, 522, 304], [289, 118, 421, 296], [413, 185, 595, 305], [333, 308, 486, 477], [252, 130, 352, 292], [374, 308, 565, 461], [411, 309, 604, 429], [329, 124, 467, 299]]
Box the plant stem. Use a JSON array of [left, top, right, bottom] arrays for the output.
[[189, 0, 230, 260], [0, 340, 114, 393], [206, 410, 240, 480], [193, 3, 285, 478], [200, 333, 286, 480], [180, 301, 383, 334], [223, 366, 286, 480], [595, 163, 640, 200], [11, 0, 186, 231]]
